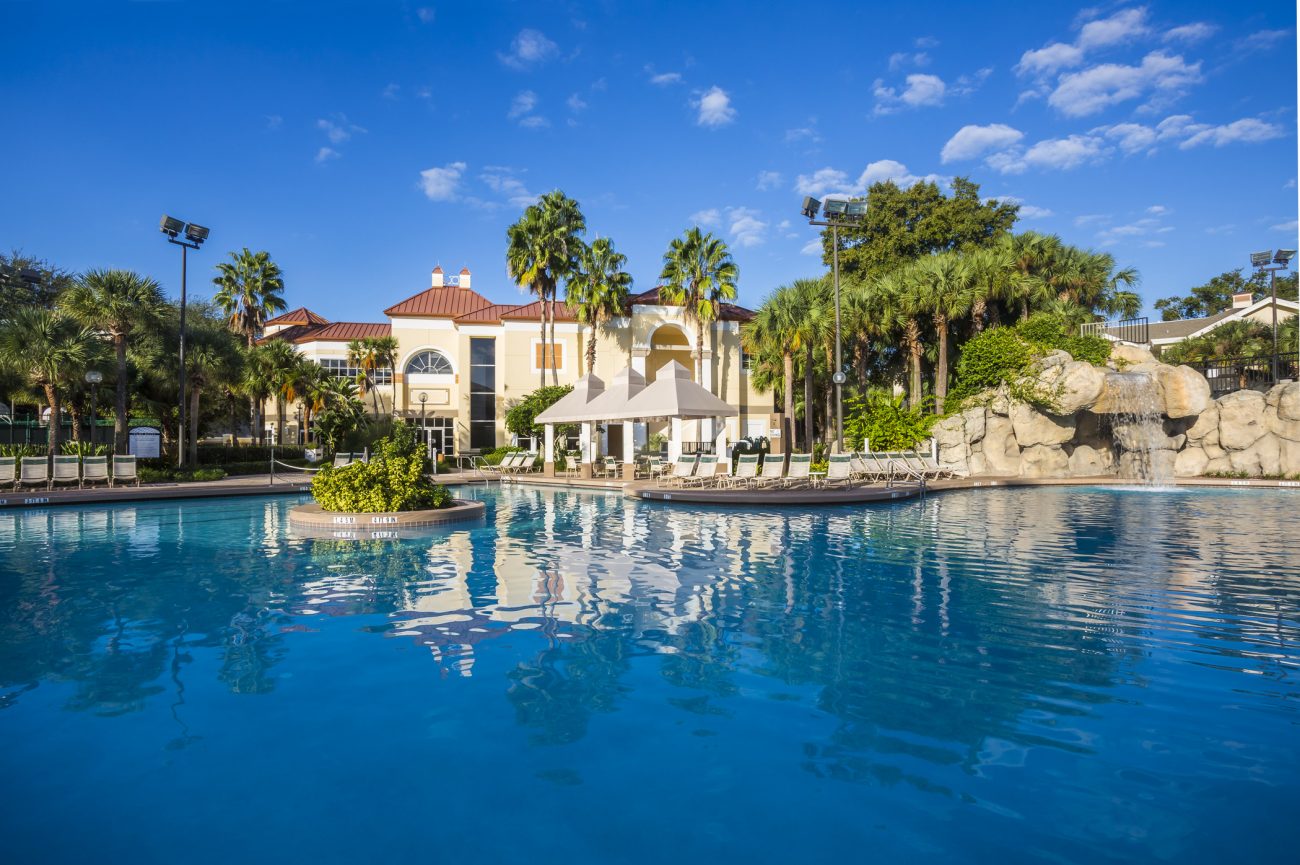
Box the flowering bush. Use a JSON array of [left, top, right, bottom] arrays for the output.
[[311, 427, 452, 513]]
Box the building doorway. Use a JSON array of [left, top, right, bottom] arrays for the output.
[[411, 417, 454, 459]]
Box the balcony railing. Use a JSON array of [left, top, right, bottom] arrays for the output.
[[1080, 316, 1149, 345], [1190, 352, 1298, 396]]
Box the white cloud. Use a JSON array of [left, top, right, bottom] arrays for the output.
[[1238, 29, 1290, 50], [1180, 118, 1284, 149], [418, 161, 466, 200], [518, 115, 550, 129], [1019, 205, 1054, 219], [888, 51, 930, 71], [315, 147, 339, 164], [480, 169, 537, 207], [988, 134, 1109, 174], [874, 73, 946, 114], [801, 239, 823, 256], [1204, 224, 1235, 235], [317, 114, 365, 144], [1163, 22, 1216, 43], [727, 207, 768, 247], [1096, 208, 1175, 247], [796, 160, 942, 196], [1146, 205, 1169, 215], [794, 167, 851, 196], [1272, 220, 1299, 233], [381, 83, 400, 100], [1098, 122, 1158, 155], [1016, 42, 1084, 77], [756, 170, 783, 191], [1286, 178, 1297, 189], [785, 126, 821, 145], [508, 90, 538, 119], [689, 208, 721, 227], [416, 7, 435, 23], [941, 123, 1024, 163], [1048, 51, 1202, 117], [649, 71, 683, 86], [951, 67, 993, 96], [498, 29, 558, 69], [694, 86, 736, 127], [1093, 114, 1286, 154], [415, 85, 432, 101], [1075, 214, 1110, 227], [567, 93, 587, 112], [1015, 7, 1150, 77]]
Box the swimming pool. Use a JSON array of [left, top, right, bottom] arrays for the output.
[[1, 486, 1296, 864]]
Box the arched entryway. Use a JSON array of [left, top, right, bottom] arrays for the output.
[[646, 324, 693, 383]]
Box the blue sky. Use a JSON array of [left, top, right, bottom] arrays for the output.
[[1, 1, 1295, 320]]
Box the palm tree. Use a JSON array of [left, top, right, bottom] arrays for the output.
[[744, 288, 799, 453], [788, 278, 833, 448], [346, 335, 398, 414], [259, 339, 301, 445], [0, 308, 96, 451], [912, 253, 973, 414], [183, 336, 240, 464], [568, 237, 633, 375], [506, 191, 588, 387], [1001, 232, 1059, 320], [59, 269, 166, 453], [1107, 290, 1143, 320], [240, 343, 278, 445], [212, 248, 287, 346], [879, 270, 927, 410], [658, 227, 739, 390]]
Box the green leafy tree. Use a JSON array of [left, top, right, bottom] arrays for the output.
[[658, 227, 738, 388], [0, 251, 76, 318], [743, 287, 799, 450], [844, 389, 937, 451], [346, 335, 398, 414], [58, 269, 167, 453], [568, 236, 633, 375], [311, 429, 450, 513], [259, 338, 301, 445], [910, 252, 972, 414], [1153, 269, 1265, 321], [0, 308, 97, 451], [505, 385, 575, 447], [212, 248, 287, 346], [240, 342, 279, 445]]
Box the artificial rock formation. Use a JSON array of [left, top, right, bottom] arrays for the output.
[[933, 343, 1299, 479]]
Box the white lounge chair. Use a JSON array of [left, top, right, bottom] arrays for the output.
[[332, 452, 353, 467], [17, 457, 50, 491], [817, 453, 855, 488], [111, 455, 139, 487], [0, 456, 15, 488], [720, 453, 759, 489], [52, 455, 82, 489], [682, 454, 720, 487], [783, 453, 812, 487], [852, 451, 891, 483], [914, 451, 961, 478], [492, 452, 524, 475], [903, 451, 946, 480], [753, 455, 785, 488], [659, 455, 698, 487], [881, 452, 924, 482], [82, 455, 109, 488]]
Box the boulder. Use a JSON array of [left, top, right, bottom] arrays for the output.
[[1174, 447, 1209, 478], [1091, 367, 1160, 414], [1279, 438, 1300, 476], [1068, 444, 1115, 477], [1217, 390, 1267, 450], [1020, 444, 1069, 478], [1109, 343, 1156, 367], [1153, 364, 1212, 419], [1032, 350, 1072, 371], [1119, 449, 1176, 481], [932, 414, 966, 449], [1228, 434, 1281, 476], [1184, 404, 1219, 443], [1274, 381, 1300, 421], [989, 384, 1012, 417], [1074, 411, 1110, 450], [1038, 360, 1108, 414], [981, 416, 1021, 475], [968, 451, 990, 476], [962, 406, 986, 443], [1010, 402, 1075, 446]]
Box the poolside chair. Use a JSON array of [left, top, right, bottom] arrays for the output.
[[562, 451, 582, 478], [916, 451, 962, 479], [682, 454, 720, 487], [82, 455, 109, 488], [496, 452, 526, 475], [881, 452, 924, 482], [853, 451, 892, 484], [111, 455, 139, 487], [0, 456, 15, 489], [782, 453, 812, 488], [521, 452, 542, 473], [52, 455, 82, 490], [332, 452, 353, 468], [17, 457, 50, 491], [659, 454, 698, 488], [595, 456, 618, 478], [816, 453, 855, 488], [720, 453, 760, 489], [753, 455, 785, 488], [642, 456, 666, 481], [903, 451, 950, 480]]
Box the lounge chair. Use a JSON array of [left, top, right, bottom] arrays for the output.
[[0, 457, 15, 488], [915, 451, 962, 478], [519, 452, 542, 473], [816, 453, 855, 488], [82, 455, 109, 488], [111, 455, 139, 487], [643, 456, 666, 481], [753, 455, 785, 488], [659, 455, 698, 487], [682, 454, 720, 487], [595, 456, 619, 478], [783, 453, 812, 487], [495, 452, 527, 475], [17, 457, 50, 491], [853, 451, 891, 483], [562, 451, 581, 478], [332, 452, 353, 467], [52, 455, 82, 489], [903, 451, 948, 480], [881, 452, 924, 482], [720, 453, 760, 489]]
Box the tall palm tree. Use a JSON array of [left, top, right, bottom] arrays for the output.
[[240, 343, 278, 445], [744, 286, 799, 452], [212, 248, 287, 346], [879, 270, 927, 410], [912, 252, 972, 414], [506, 191, 588, 387], [0, 308, 96, 451], [789, 278, 833, 447], [259, 338, 300, 445], [1001, 232, 1059, 320], [346, 335, 398, 414], [568, 237, 633, 375], [59, 269, 166, 454], [658, 227, 739, 390]]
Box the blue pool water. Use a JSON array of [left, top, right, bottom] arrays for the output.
[[1, 486, 1297, 864]]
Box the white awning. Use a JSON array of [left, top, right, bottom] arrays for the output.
[[534, 373, 606, 424]]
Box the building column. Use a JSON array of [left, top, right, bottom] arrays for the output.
[[700, 348, 714, 393], [715, 417, 731, 472], [669, 417, 683, 463], [544, 424, 555, 477], [580, 421, 593, 479], [622, 421, 636, 480], [631, 346, 649, 378]]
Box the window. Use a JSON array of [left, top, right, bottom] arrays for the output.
[[741, 351, 754, 374], [319, 358, 391, 385], [470, 338, 496, 450], [534, 341, 563, 372], [404, 350, 454, 375]]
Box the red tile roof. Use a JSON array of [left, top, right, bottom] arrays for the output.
[[625, 287, 755, 321], [454, 303, 524, 324], [259, 321, 391, 345], [383, 286, 494, 317], [265, 306, 330, 326], [501, 300, 579, 322]]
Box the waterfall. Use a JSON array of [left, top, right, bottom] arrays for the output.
[[1107, 372, 1173, 486]]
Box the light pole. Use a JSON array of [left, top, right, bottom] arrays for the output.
[[159, 216, 210, 467], [418, 392, 430, 465], [1250, 248, 1296, 383], [800, 195, 867, 453], [85, 370, 103, 445]]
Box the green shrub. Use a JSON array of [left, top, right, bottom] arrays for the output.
[[844, 390, 937, 451], [505, 385, 575, 440], [138, 466, 228, 483], [481, 446, 515, 466], [311, 430, 451, 513], [0, 444, 45, 458], [195, 444, 304, 464], [1014, 312, 1111, 365], [951, 327, 1036, 401], [61, 441, 109, 457]]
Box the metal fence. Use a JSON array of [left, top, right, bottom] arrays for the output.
[[1080, 316, 1150, 345], [1190, 352, 1299, 396]]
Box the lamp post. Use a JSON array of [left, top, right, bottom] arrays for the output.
[[800, 196, 867, 452], [1250, 248, 1296, 383], [159, 216, 210, 467], [85, 370, 103, 445], [418, 392, 430, 464]]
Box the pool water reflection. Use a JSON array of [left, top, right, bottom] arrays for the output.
[[0, 486, 1296, 864]]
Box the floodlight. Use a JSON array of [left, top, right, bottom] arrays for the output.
[[845, 200, 868, 218], [184, 223, 210, 245], [85, 370, 104, 384], [800, 196, 821, 219], [1250, 250, 1273, 267], [824, 198, 848, 216], [1274, 249, 1296, 266], [160, 215, 185, 237]]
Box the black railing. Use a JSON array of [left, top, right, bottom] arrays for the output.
[[1081, 316, 1149, 345], [1190, 352, 1298, 396]]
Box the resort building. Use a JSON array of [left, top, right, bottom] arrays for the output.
[[261, 266, 777, 456]]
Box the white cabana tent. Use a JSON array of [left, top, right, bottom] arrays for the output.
[[535, 373, 605, 466]]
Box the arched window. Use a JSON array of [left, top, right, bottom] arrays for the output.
[[404, 350, 454, 375]]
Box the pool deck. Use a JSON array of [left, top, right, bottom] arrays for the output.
[[0, 467, 1295, 511]]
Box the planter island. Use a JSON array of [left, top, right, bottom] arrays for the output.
[[288, 499, 485, 539]]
